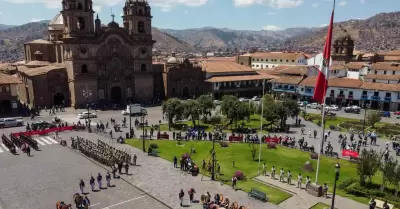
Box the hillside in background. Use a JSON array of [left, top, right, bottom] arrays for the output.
[[1, 11, 400, 62]]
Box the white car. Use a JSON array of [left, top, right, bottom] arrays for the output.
[[78, 112, 97, 119], [0, 118, 24, 128], [297, 101, 304, 107], [307, 103, 321, 109], [252, 96, 260, 101], [239, 98, 249, 102], [326, 105, 339, 111]]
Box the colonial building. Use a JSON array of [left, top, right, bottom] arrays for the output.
[[17, 0, 156, 108], [0, 73, 21, 114], [249, 52, 307, 69], [162, 53, 208, 99]]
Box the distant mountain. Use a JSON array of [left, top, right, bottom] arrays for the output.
[[0, 21, 195, 62], [285, 11, 400, 52], [0, 24, 17, 31]]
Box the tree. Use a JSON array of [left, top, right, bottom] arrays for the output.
[[162, 98, 184, 130], [183, 99, 202, 127], [258, 97, 299, 130], [389, 161, 400, 197], [197, 95, 215, 122], [380, 160, 397, 191], [356, 149, 383, 186], [366, 110, 381, 128], [220, 95, 250, 125]]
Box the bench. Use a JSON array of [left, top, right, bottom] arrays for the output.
[[248, 188, 268, 202], [371, 199, 394, 209], [158, 133, 169, 140], [148, 149, 159, 157]]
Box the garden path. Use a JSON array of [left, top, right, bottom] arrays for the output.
[[255, 175, 366, 209]]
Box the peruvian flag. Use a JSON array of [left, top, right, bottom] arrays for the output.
[[312, 6, 335, 104]]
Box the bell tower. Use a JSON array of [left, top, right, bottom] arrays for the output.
[[61, 0, 95, 37], [332, 34, 354, 64], [122, 0, 152, 38]]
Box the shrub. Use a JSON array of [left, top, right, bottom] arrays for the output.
[[220, 141, 229, 147], [310, 153, 318, 159], [149, 143, 158, 149], [267, 142, 277, 149], [338, 179, 357, 190], [234, 170, 245, 180], [177, 141, 183, 145]]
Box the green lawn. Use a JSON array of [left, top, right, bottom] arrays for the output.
[[310, 202, 331, 209], [126, 139, 381, 205], [158, 114, 268, 133]]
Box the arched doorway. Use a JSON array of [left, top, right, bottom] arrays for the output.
[[111, 86, 122, 104], [54, 93, 65, 106], [182, 87, 189, 99], [0, 100, 12, 114]]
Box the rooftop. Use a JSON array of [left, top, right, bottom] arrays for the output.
[[370, 62, 400, 71], [328, 77, 363, 88], [205, 73, 278, 83], [18, 65, 66, 77], [271, 65, 315, 76], [201, 61, 255, 73], [364, 74, 400, 81], [299, 76, 317, 86], [0, 73, 21, 84], [26, 39, 52, 44], [271, 76, 304, 85], [360, 82, 399, 92]]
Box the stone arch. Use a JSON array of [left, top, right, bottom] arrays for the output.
[[77, 2, 83, 9], [53, 93, 65, 106]]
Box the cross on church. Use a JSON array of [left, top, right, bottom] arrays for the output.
[[111, 8, 115, 22]]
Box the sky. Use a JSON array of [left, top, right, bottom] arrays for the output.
[[0, 0, 399, 30]]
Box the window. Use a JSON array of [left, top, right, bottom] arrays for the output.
[[384, 70, 387, 75], [215, 83, 218, 87], [98, 89, 105, 99], [138, 9, 143, 16], [138, 21, 145, 33], [1, 86, 6, 93], [372, 79, 376, 83], [292, 60, 295, 62], [240, 62, 243, 65], [256, 65, 259, 67], [339, 90, 344, 94], [286, 60, 289, 62], [385, 92, 391, 97], [252, 59, 255, 61], [252, 64, 254, 67], [272, 65, 274, 67], [77, 17, 85, 30], [261, 65, 263, 69], [77, 3, 82, 9], [141, 64, 146, 71], [374, 70, 377, 74], [261, 59, 263, 61], [257, 59, 259, 61], [280, 59, 282, 62], [266, 65, 268, 68], [301, 88, 304, 91], [81, 64, 88, 73], [392, 71, 395, 75], [373, 92, 379, 96], [362, 91, 367, 95], [330, 90, 334, 93], [349, 91, 353, 96], [266, 59, 268, 61]]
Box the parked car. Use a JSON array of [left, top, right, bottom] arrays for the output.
[[78, 112, 97, 119], [252, 96, 260, 101], [307, 103, 321, 109], [380, 111, 391, 118], [394, 111, 400, 115], [344, 106, 361, 113], [326, 105, 340, 111], [0, 118, 24, 128], [239, 98, 249, 102]]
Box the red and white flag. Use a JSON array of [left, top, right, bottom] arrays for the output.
[[313, 7, 335, 104]]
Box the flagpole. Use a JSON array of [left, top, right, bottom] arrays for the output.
[[315, 0, 336, 185], [257, 79, 265, 175]]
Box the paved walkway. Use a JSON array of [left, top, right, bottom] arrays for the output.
[[67, 131, 280, 209], [254, 175, 366, 209]]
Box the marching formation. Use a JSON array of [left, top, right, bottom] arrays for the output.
[[0, 134, 59, 155], [71, 137, 131, 167]]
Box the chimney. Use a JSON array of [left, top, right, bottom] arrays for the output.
[[34, 51, 43, 61]]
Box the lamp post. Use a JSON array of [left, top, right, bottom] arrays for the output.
[[129, 106, 132, 138], [331, 162, 340, 209], [141, 112, 146, 152], [210, 126, 220, 181], [362, 107, 367, 137], [82, 85, 92, 133]]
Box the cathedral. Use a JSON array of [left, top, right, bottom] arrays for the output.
[[16, 0, 156, 108]]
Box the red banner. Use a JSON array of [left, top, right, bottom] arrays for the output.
[[229, 136, 243, 142], [265, 137, 279, 144], [342, 149, 359, 158], [12, 126, 73, 137]]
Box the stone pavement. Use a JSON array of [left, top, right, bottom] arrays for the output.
[[64, 131, 281, 209], [254, 175, 366, 209]]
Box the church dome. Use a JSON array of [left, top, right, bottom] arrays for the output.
[[48, 13, 64, 31], [167, 57, 178, 64], [107, 21, 119, 28]]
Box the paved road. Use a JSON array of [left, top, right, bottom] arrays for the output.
[[0, 127, 169, 209]]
